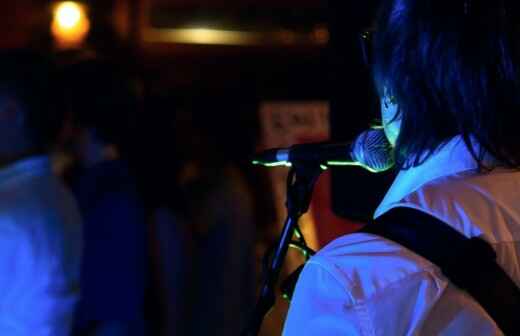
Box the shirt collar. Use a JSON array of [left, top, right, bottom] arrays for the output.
[[374, 136, 489, 219], [0, 155, 51, 186]]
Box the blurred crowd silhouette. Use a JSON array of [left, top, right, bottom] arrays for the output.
[[0, 48, 276, 336]]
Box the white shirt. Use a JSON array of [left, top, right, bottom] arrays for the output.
[[284, 137, 520, 335], [0, 156, 82, 336]]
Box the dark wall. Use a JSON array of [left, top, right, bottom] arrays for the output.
[[328, 0, 395, 222]]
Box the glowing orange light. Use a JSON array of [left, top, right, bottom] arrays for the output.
[[51, 1, 90, 49], [313, 26, 330, 45]]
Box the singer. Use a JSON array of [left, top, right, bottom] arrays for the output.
[[284, 0, 520, 335]]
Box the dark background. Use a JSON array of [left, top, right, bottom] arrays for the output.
[[0, 1, 394, 334]]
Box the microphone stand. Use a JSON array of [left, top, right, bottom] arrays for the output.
[[242, 160, 323, 336]]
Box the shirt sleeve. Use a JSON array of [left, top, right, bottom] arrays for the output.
[[282, 232, 452, 336], [283, 260, 371, 336]]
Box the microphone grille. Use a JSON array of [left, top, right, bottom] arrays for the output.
[[351, 129, 394, 173]]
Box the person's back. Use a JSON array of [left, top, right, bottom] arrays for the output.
[[0, 156, 82, 335], [0, 50, 82, 335]]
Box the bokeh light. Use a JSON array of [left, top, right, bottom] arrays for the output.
[[51, 1, 90, 49]]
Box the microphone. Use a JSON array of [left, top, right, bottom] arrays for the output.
[[252, 129, 394, 173]]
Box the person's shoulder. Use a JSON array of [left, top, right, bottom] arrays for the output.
[[0, 172, 81, 240], [400, 168, 520, 241], [413, 167, 520, 198], [306, 232, 442, 304]]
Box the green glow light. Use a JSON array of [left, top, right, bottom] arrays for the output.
[[252, 160, 292, 167], [325, 161, 380, 173], [370, 124, 384, 130], [325, 161, 360, 167]]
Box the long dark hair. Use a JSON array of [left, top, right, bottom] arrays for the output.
[[373, 0, 520, 170]]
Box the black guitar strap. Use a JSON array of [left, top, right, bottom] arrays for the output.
[[361, 207, 520, 335]]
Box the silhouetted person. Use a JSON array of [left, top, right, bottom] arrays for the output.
[[64, 60, 147, 336], [0, 50, 83, 335], [142, 96, 257, 336]]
